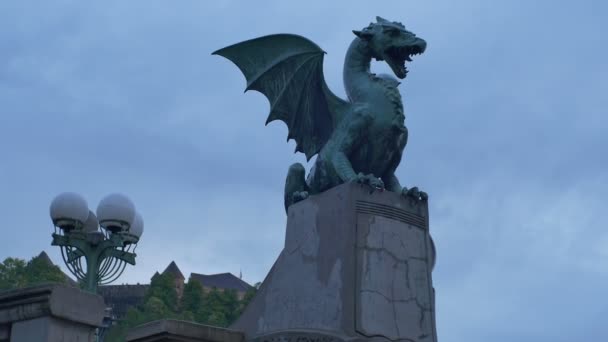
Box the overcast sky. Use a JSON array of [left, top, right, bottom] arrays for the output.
[[1, 0, 607, 340]]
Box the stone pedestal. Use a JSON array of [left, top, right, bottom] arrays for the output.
[[231, 182, 437, 342], [127, 319, 245, 342], [0, 283, 105, 342]]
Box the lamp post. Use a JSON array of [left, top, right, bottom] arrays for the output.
[[49, 192, 144, 341], [49, 192, 144, 294]]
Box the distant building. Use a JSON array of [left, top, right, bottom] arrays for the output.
[[37, 252, 252, 320], [100, 261, 252, 320], [98, 284, 150, 319], [190, 272, 252, 300], [161, 261, 185, 299]]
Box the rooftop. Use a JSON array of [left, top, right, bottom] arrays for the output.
[[161, 261, 185, 280], [190, 272, 252, 292]]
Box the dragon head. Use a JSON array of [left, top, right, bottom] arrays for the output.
[[353, 16, 426, 79]]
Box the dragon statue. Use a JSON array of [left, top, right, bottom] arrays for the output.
[[214, 17, 428, 212]]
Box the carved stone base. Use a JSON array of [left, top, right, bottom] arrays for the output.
[[0, 284, 105, 342], [231, 182, 437, 342]]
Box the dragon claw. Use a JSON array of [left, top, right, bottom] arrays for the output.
[[354, 173, 385, 193], [402, 186, 428, 202], [292, 191, 309, 203]]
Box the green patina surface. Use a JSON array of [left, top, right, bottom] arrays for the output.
[[51, 232, 136, 293], [214, 17, 428, 212]]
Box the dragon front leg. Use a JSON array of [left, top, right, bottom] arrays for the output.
[[330, 108, 384, 191], [284, 163, 310, 213], [384, 173, 428, 201], [332, 152, 385, 191], [383, 173, 403, 193]]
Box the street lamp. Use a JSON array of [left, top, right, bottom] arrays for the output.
[[49, 192, 144, 294]]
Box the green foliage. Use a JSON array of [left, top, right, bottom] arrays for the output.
[[0, 258, 27, 290], [0, 255, 68, 292], [144, 273, 178, 311], [200, 287, 232, 327], [105, 277, 259, 342], [222, 289, 240, 324], [237, 282, 260, 316], [0, 255, 262, 342], [180, 279, 204, 314], [180, 279, 205, 322], [24, 255, 68, 285]]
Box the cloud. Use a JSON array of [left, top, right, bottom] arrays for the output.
[[0, 0, 607, 341], [432, 173, 608, 340]]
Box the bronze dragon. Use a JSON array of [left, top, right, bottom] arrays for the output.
[[214, 17, 428, 212]]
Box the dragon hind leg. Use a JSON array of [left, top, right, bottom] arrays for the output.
[[284, 163, 310, 213]]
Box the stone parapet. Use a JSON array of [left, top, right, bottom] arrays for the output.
[[127, 319, 245, 342], [0, 283, 105, 342]]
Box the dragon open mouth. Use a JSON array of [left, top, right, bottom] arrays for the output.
[[385, 45, 424, 79]]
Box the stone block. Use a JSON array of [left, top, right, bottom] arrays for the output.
[[230, 182, 437, 342], [0, 283, 105, 342], [127, 319, 245, 342], [0, 324, 9, 342]]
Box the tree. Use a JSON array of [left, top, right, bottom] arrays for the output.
[[221, 289, 240, 324], [237, 282, 260, 316], [106, 273, 186, 342], [105, 278, 261, 341], [0, 255, 68, 291], [0, 258, 27, 290], [180, 279, 205, 321], [142, 296, 171, 318], [145, 273, 178, 311], [23, 255, 68, 285], [201, 287, 228, 326]]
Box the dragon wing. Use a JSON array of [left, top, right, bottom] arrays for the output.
[[213, 34, 350, 161]]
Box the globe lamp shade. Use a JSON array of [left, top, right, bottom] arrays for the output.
[[82, 210, 99, 232], [130, 212, 144, 239], [96, 193, 136, 233], [49, 192, 89, 231]]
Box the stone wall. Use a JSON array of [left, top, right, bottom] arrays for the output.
[[99, 284, 150, 319], [0, 283, 105, 342], [127, 319, 244, 342]]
